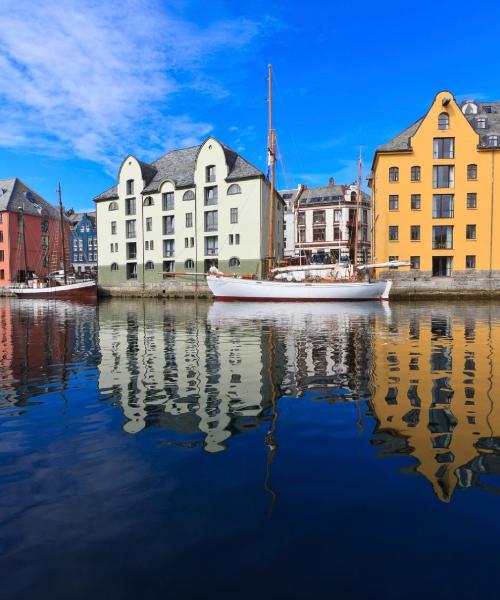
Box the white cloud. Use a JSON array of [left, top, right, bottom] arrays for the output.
[[0, 0, 266, 170]]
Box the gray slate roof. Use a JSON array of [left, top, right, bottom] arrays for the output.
[[377, 99, 500, 153], [278, 183, 369, 208], [94, 139, 264, 201], [0, 178, 60, 219], [68, 211, 96, 228]]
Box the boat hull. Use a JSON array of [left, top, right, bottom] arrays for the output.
[[206, 276, 391, 301], [11, 280, 97, 301]]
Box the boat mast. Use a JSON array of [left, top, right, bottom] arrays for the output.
[[267, 64, 276, 275], [57, 182, 67, 285], [354, 146, 362, 271], [19, 207, 29, 283]]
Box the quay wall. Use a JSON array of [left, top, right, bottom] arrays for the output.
[[380, 269, 500, 299], [98, 279, 211, 298]]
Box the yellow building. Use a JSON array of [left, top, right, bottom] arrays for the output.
[[371, 91, 500, 286]]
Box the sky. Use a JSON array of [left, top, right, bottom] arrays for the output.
[[2, 0, 500, 212]]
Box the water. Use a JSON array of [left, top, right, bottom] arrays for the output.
[[1, 298, 500, 598]]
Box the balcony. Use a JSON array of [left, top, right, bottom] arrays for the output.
[[205, 248, 218, 256], [163, 227, 175, 235], [204, 224, 218, 232]]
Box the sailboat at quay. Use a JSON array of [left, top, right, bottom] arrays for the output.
[[206, 65, 393, 302]]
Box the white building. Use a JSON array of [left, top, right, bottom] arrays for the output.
[[94, 137, 284, 286], [280, 178, 371, 263]]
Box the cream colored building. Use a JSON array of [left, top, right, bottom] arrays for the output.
[[94, 137, 284, 285]]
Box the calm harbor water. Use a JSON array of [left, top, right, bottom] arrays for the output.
[[1, 297, 500, 598]]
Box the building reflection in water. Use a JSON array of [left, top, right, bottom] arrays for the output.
[[369, 303, 500, 502]]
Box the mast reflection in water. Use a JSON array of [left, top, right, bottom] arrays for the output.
[[3, 298, 500, 597]]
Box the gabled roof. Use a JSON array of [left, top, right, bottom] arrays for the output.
[[0, 178, 60, 219], [94, 138, 264, 201], [68, 211, 96, 229]]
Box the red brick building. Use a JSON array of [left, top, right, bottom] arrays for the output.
[[0, 178, 70, 285]]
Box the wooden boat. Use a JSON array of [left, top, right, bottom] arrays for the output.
[[11, 183, 97, 301], [206, 65, 393, 303]]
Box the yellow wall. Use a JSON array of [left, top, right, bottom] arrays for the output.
[[372, 91, 498, 273]]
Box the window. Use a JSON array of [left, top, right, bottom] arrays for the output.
[[467, 193, 477, 209], [488, 135, 499, 147], [204, 210, 218, 232], [298, 212, 306, 226], [162, 192, 174, 211], [125, 197, 136, 215], [126, 179, 134, 195], [388, 255, 399, 263], [114, 243, 118, 252], [205, 236, 218, 255], [41, 236, 48, 248], [0, 269, 4, 279], [466, 224, 476, 240], [186, 213, 193, 228], [333, 227, 341, 241], [163, 215, 175, 235], [313, 210, 326, 224], [410, 256, 420, 270], [80, 225, 85, 232], [334, 209, 341, 223], [433, 138, 454, 159], [433, 165, 454, 188], [125, 220, 136, 239], [432, 194, 454, 218], [411, 166, 421, 181], [466, 255, 476, 269], [110, 243, 114, 253], [438, 112, 449, 130], [0, 231, 3, 243], [126, 263, 137, 279], [206, 165, 216, 182], [476, 117, 486, 129], [229, 234, 233, 245], [111, 262, 119, 271], [145, 261, 155, 270], [313, 228, 325, 242], [163, 239, 175, 257], [229, 257, 240, 268], [109, 201, 118, 211], [0, 250, 4, 261], [185, 259, 195, 270], [484, 106, 493, 113], [467, 164, 477, 180], [163, 260, 175, 276], [411, 194, 421, 210], [183, 190, 195, 201], [184, 237, 189, 248], [389, 167, 399, 182], [389, 195, 399, 210], [146, 217, 152, 231], [432, 226, 453, 249], [145, 240, 154, 250], [227, 184, 241, 195], [143, 196, 154, 206], [205, 186, 218, 206], [235, 233, 240, 245], [126, 242, 137, 260], [230, 208, 238, 224], [433, 256, 452, 276], [389, 226, 399, 241], [410, 225, 421, 241]]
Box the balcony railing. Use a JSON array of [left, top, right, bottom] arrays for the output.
[[163, 250, 175, 257], [126, 231, 136, 239], [163, 227, 175, 235], [205, 248, 218, 256], [205, 224, 218, 232]]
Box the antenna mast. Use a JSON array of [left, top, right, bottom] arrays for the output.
[[57, 182, 68, 285], [267, 64, 276, 275]]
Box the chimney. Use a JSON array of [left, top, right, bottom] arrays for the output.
[[328, 177, 334, 187]]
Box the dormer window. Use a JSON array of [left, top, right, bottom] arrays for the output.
[[488, 135, 499, 147], [206, 165, 216, 183], [438, 113, 449, 130], [477, 118, 486, 129], [126, 179, 134, 195], [143, 196, 154, 206], [484, 106, 493, 113]]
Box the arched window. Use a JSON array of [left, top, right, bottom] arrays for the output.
[[229, 257, 240, 268], [350, 191, 357, 202], [227, 184, 241, 195], [389, 167, 399, 182], [467, 164, 478, 180], [143, 196, 154, 206], [108, 201, 118, 211], [111, 262, 119, 271], [183, 190, 195, 201], [145, 261, 155, 270], [184, 259, 195, 270], [438, 112, 449, 130]]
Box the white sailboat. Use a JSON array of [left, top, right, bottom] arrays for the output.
[[207, 65, 393, 302]]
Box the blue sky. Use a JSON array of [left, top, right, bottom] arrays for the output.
[[2, 0, 500, 211]]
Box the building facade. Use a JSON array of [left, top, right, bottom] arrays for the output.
[[371, 90, 500, 283], [94, 137, 284, 286], [0, 178, 69, 286], [68, 211, 97, 275], [280, 179, 371, 263]]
